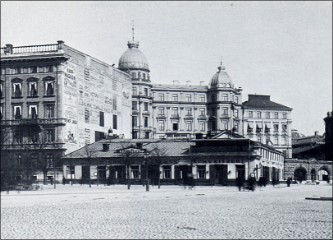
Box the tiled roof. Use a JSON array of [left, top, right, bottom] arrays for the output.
[[63, 139, 193, 159], [242, 94, 292, 111], [292, 135, 325, 146]]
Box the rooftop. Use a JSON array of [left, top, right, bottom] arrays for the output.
[[243, 94, 292, 111]]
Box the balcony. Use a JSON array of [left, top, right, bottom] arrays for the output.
[[1, 118, 67, 126]]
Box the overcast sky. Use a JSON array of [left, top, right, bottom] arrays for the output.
[[1, 1, 332, 136]]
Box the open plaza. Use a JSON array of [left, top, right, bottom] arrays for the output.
[[1, 182, 332, 239]]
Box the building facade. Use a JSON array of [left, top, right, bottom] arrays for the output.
[[117, 37, 292, 158], [0, 41, 131, 185]]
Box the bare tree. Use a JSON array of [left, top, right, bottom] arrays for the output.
[[116, 142, 140, 190], [150, 144, 167, 189]]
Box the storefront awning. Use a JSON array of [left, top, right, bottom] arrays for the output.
[[265, 122, 272, 129], [248, 122, 254, 129], [256, 122, 263, 129]]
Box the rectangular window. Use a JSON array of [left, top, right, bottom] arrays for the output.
[[0, 104, 3, 120], [67, 166, 75, 179], [234, 109, 239, 118], [249, 111, 253, 118], [132, 116, 137, 127], [222, 94, 228, 101], [28, 105, 38, 119], [144, 117, 148, 127], [84, 109, 90, 123], [222, 120, 228, 130], [282, 136, 287, 145], [163, 165, 171, 179], [199, 122, 205, 131], [132, 87, 137, 95], [282, 124, 287, 132], [158, 120, 165, 131], [99, 111, 104, 127], [283, 113, 287, 119], [113, 96, 117, 110], [172, 123, 178, 131], [144, 102, 148, 111], [131, 165, 139, 179], [211, 107, 217, 116], [234, 122, 239, 132], [186, 108, 192, 116], [132, 101, 137, 110], [273, 123, 279, 132], [144, 88, 148, 96], [200, 95, 205, 102], [274, 136, 279, 145], [158, 93, 164, 101], [44, 81, 54, 96], [257, 111, 262, 119], [222, 107, 228, 115], [197, 165, 206, 179], [28, 129, 38, 143], [257, 135, 262, 143], [142, 73, 146, 80], [113, 115, 118, 129], [172, 107, 178, 115], [186, 94, 191, 102], [28, 82, 38, 97], [158, 107, 164, 115], [274, 112, 279, 119], [46, 129, 55, 142], [172, 94, 178, 101], [13, 83, 22, 98], [13, 106, 22, 119], [45, 104, 55, 118], [131, 72, 136, 79], [46, 65, 53, 72], [199, 108, 205, 116], [14, 129, 23, 144], [266, 112, 270, 119], [186, 122, 192, 131], [235, 96, 238, 104]]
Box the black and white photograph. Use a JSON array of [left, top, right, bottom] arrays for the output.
[[1, 1, 332, 239]]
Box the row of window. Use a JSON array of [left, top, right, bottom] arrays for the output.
[[248, 111, 288, 119], [13, 129, 56, 144], [5, 104, 55, 120], [14, 153, 54, 168], [132, 87, 149, 96], [1, 66, 54, 75], [258, 148, 284, 161], [131, 71, 149, 80], [210, 94, 239, 103], [247, 123, 288, 133], [154, 93, 206, 102], [209, 119, 239, 132], [156, 107, 206, 116], [250, 134, 289, 146], [0, 80, 55, 98]]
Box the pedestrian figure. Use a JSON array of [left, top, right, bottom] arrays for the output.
[[248, 174, 256, 191], [272, 177, 276, 187], [286, 177, 291, 187], [236, 177, 244, 191]]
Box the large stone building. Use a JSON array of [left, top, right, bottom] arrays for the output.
[[0, 41, 131, 185], [117, 36, 293, 158]]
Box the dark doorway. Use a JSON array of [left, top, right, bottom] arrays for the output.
[[294, 167, 307, 182], [175, 165, 192, 185], [210, 164, 228, 185], [109, 166, 126, 184], [236, 165, 246, 180], [82, 165, 90, 184], [310, 169, 316, 181], [97, 166, 107, 184]]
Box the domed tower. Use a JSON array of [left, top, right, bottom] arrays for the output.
[[118, 33, 153, 139], [208, 61, 243, 134]]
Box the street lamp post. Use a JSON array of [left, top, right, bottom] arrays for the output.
[[144, 152, 149, 192]]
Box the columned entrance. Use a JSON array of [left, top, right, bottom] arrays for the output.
[[210, 164, 228, 185]]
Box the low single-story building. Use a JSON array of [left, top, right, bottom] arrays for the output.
[[62, 131, 285, 186]]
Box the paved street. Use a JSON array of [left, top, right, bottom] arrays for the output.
[[1, 183, 332, 239]]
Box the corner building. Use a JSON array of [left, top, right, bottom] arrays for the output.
[[118, 37, 292, 158], [0, 41, 131, 184]]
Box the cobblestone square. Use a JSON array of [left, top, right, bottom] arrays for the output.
[[1, 183, 332, 239]]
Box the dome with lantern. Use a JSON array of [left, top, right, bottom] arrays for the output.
[[118, 41, 150, 72], [210, 63, 234, 89]]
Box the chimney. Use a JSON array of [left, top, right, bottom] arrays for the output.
[[4, 44, 13, 54], [136, 142, 143, 149], [57, 40, 64, 50], [314, 131, 319, 136], [102, 143, 110, 152]]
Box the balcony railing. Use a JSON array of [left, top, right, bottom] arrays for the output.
[[1, 41, 64, 55], [1, 118, 67, 126]]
